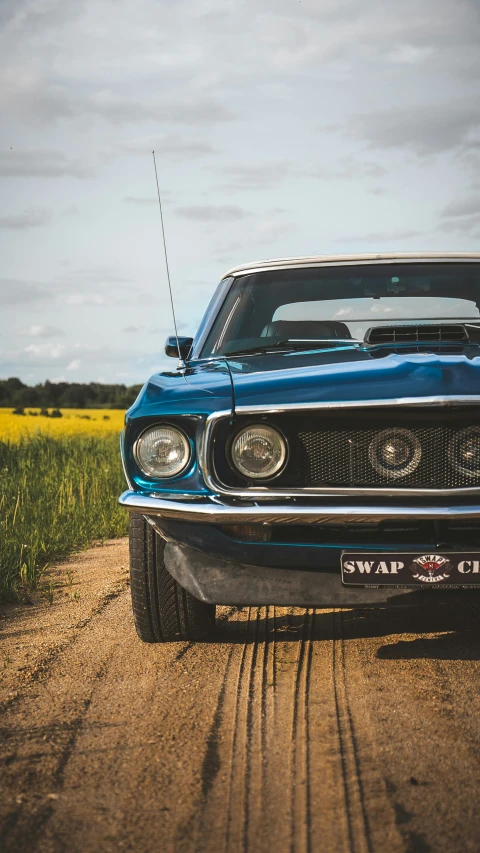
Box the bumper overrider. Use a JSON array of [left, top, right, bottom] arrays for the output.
[[119, 491, 480, 606]]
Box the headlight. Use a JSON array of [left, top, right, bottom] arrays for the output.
[[369, 428, 421, 479], [134, 425, 191, 478], [231, 424, 287, 479], [448, 426, 480, 477]]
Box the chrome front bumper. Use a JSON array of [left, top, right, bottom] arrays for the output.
[[119, 490, 480, 525]]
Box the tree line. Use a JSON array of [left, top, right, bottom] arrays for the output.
[[0, 378, 143, 409]]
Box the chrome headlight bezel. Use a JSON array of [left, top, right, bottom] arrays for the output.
[[229, 423, 288, 480], [368, 427, 422, 479], [448, 426, 480, 478], [134, 424, 192, 479]]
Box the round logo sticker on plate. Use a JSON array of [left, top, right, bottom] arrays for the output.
[[409, 554, 453, 583]]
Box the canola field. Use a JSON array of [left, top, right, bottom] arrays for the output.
[[0, 407, 125, 442], [0, 409, 128, 600]]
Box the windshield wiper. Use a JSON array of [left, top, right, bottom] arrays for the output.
[[225, 339, 362, 357]]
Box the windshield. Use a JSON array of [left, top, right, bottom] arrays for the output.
[[200, 263, 480, 357]]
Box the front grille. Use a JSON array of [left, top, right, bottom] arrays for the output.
[[215, 407, 480, 491], [293, 424, 468, 488], [287, 418, 480, 489]]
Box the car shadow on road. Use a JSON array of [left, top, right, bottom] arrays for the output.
[[376, 630, 480, 660], [215, 601, 480, 661]]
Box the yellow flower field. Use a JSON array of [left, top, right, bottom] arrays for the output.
[[0, 408, 125, 442]]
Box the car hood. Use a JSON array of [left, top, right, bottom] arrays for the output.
[[127, 359, 233, 420], [226, 349, 480, 409]]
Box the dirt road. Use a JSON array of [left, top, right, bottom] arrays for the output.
[[1, 539, 480, 853]]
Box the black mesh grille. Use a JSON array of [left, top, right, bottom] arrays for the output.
[[283, 416, 480, 489], [217, 408, 480, 490]]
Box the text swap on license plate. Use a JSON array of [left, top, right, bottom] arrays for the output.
[[341, 552, 480, 586]]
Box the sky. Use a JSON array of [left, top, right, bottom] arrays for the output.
[[0, 0, 479, 385]]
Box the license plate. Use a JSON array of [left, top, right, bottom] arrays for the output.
[[341, 552, 480, 586]]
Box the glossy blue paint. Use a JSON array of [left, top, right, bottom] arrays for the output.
[[122, 346, 480, 493], [123, 358, 233, 493], [225, 350, 480, 409]]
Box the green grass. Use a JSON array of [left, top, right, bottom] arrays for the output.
[[0, 434, 128, 601]]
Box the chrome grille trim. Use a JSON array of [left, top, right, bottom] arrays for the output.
[[200, 397, 480, 498]]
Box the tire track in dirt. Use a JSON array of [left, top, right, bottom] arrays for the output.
[[332, 609, 372, 853], [289, 608, 315, 853], [197, 605, 405, 853], [225, 607, 254, 853], [4, 565, 480, 853]]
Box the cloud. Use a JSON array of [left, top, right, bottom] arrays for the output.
[[123, 325, 144, 333], [214, 214, 297, 264], [58, 266, 131, 284], [4, 342, 165, 375], [63, 293, 113, 306], [335, 228, 423, 243], [54, 265, 138, 306], [437, 214, 480, 236], [346, 100, 480, 156], [124, 196, 157, 205], [0, 148, 92, 178], [387, 45, 433, 64], [311, 157, 388, 180], [24, 342, 64, 360], [221, 161, 293, 190], [2, 0, 480, 385], [176, 204, 252, 221], [118, 133, 217, 158], [1, 75, 234, 128], [19, 324, 64, 337], [87, 90, 233, 126], [441, 196, 480, 218], [438, 194, 480, 235], [0, 207, 52, 229], [4, 0, 85, 33], [0, 277, 53, 305]]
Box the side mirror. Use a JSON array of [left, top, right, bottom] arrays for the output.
[[164, 336, 193, 359]]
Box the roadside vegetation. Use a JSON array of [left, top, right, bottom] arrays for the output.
[[0, 411, 128, 601]]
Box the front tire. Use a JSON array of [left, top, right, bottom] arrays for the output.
[[129, 513, 216, 642]]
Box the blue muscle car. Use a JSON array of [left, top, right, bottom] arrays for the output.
[[120, 252, 480, 642]]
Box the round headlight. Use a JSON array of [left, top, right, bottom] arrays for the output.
[[448, 426, 480, 477], [135, 425, 191, 478], [369, 428, 421, 479], [231, 424, 287, 479]]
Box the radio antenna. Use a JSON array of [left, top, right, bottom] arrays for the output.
[[152, 150, 185, 370]]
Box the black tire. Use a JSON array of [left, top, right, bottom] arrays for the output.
[[129, 513, 216, 643]]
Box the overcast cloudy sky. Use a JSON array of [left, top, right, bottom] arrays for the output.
[[1, 0, 479, 384]]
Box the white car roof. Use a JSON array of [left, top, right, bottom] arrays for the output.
[[223, 252, 480, 278]]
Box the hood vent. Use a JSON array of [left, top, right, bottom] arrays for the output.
[[365, 324, 469, 345]]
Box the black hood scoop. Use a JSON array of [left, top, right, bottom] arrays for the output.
[[365, 324, 469, 345]]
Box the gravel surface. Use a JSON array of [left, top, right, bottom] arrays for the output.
[[1, 539, 480, 852]]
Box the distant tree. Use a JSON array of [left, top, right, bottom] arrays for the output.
[[0, 379, 143, 409]]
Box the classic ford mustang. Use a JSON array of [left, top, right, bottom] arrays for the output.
[[120, 252, 480, 642]]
